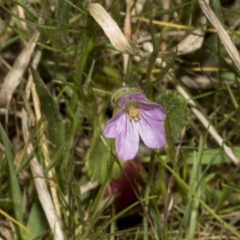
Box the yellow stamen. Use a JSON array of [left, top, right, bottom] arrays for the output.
[[128, 109, 141, 122]]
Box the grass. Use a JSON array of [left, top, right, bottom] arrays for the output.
[[0, 0, 240, 239]]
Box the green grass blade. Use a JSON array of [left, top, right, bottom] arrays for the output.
[[0, 123, 24, 237], [159, 156, 240, 239], [30, 65, 64, 150]]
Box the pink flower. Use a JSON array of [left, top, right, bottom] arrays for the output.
[[103, 93, 166, 160]]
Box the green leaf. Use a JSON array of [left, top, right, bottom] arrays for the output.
[[157, 90, 189, 141], [26, 202, 48, 240], [0, 123, 24, 236], [85, 124, 121, 183], [30, 65, 64, 150]]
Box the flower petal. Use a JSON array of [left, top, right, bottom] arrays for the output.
[[118, 93, 146, 107], [103, 111, 125, 138], [136, 111, 166, 149], [139, 101, 166, 121], [116, 114, 139, 160]]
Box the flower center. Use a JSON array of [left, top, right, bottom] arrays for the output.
[[128, 109, 141, 122], [124, 100, 141, 122]]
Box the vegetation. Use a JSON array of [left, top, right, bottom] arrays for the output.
[[0, 0, 240, 239]]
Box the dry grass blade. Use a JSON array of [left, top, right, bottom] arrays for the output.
[[0, 31, 40, 106], [198, 0, 240, 70], [30, 157, 65, 240], [88, 3, 173, 58], [88, 3, 135, 55], [31, 51, 42, 120], [123, 0, 133, 74], [28, 53, 62, 221], [171, 15, 206, 56], [21, 110, 65, 240], [19, 50, 65, 239], [181, 74, 215, 89], [142, 42, 167, 67], [0, 219, 14, 240], [80, 181, 98, 194], [177, 85, 239, 165]]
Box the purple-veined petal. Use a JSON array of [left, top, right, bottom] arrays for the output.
[[136, 111, 166, 149], [118, 93, 146, 107], [116, 114, 139, 160], [103, 111, 125, 138], [139, 101, 166, 121]]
